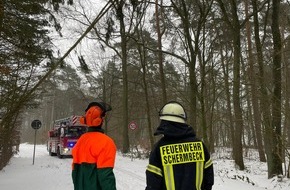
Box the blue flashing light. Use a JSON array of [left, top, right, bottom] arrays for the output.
[[68, 142, 75, 148]]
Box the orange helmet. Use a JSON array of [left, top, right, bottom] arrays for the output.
[[80, 102, 112, 127]]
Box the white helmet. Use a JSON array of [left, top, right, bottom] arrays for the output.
[[159, 101, 187, 123]]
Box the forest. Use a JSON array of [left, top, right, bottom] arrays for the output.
[[1, 0, 290, 179]]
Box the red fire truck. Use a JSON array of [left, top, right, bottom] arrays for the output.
[[47, 115, 87, 158]]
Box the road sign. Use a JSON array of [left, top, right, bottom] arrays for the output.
[[31, 119, 42, 165], [31, 119, 42, 130], [128, 121, 138, 130]]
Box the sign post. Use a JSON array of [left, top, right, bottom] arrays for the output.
[[31, 119, 42, 165], [128, 121, 138, 160]]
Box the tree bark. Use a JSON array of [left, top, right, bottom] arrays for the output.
[[269, 0, 283, 177], [217, 0, 245, 170], [113, 0, 130, 153], [137, 29, 155, 150], [244, 0, 266, 162], [252, 0, 273, 178], [155, 0, 167, 104]]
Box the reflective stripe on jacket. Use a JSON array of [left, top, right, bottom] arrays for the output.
[[146, 121, 214, 190]]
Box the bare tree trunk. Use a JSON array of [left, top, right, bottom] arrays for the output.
[[288, 162, 290, 178], [102, 76, 109, 134], [115, 0, 130, 153], [244, 0, 266, 162], [0, 0, 3, 30], [284, 38, 290, 149], [137, 29, 155, 150], [252, 0, 273, 178], [170, 0, 198, 129], [232, 32, 245, 170], [217, 0, 245, 170], [155, 0, 167, 104], [270, 0, 283, 177], [207, 63, 217, 152], [283, 38, 290, 178], [220, 45, 234, 148], [199, 50, 209, 147]]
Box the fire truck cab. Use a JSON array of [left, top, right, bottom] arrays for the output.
[[47, 116, 87, 158]]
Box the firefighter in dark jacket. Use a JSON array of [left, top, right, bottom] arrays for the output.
[[146, 101, 214, 190], [72, 102, 117, 190]]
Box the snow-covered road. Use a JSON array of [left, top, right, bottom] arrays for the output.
[[0, 144, 147, 190], [1, 143, 289, 190]]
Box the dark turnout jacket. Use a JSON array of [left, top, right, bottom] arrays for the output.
[[146, 120, 214, 190]]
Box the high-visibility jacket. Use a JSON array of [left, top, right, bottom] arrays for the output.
[[146, 120, 214, 190], [72, 127, 117, 190]]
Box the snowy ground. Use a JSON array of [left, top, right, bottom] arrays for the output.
[[0, 144, 290, 190]]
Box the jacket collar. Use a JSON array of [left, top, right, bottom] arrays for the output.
[[154, 120, 196, 138], [87, 127, 104, 133]]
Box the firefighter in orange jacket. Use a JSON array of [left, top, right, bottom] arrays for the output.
[[72, 102, 117, 190], [146, 101, 214, 190]]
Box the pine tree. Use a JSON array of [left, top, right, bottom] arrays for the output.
[[0, 0, 69, 170]]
